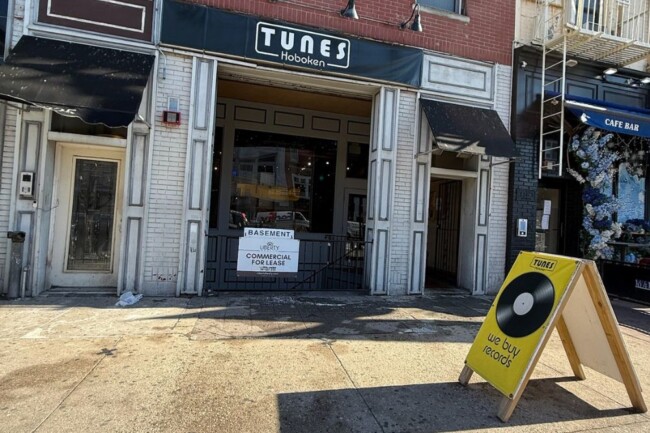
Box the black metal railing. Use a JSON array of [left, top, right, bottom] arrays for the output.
[[204, 233, 370, 291]]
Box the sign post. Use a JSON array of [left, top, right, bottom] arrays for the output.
[[460, 251, 646, 422]]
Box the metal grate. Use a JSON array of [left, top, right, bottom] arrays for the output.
[[204, 233, 370, 292]]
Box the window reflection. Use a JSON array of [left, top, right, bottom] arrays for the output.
[[231, 130, 337, 233]]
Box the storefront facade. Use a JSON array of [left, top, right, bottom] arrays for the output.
[[508, 48, 650, 300], [154, 1, 515, 296], [0, 0, 157, 297], [1, 0, 516, 297]]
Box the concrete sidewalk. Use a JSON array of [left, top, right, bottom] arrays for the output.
[[0, 290, 648, 432]]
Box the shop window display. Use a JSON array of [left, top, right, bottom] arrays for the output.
[[567, 127, 649, 262]]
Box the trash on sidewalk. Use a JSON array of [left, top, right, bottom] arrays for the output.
[[115, 291, 143, 307]]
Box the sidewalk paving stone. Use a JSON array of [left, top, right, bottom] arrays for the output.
[[0, 290, 648, 432]]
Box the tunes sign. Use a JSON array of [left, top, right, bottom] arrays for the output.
[[255, 22, 351, 69]]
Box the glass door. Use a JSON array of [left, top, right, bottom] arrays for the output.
[[535, 188, 561, 254], [50, 145, 124, 288]]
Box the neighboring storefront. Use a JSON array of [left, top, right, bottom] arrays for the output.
[[0, 0, 156, 297], [509, 46, 650, 301]]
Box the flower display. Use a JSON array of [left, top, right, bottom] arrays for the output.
[[567, 128, 621, 259]]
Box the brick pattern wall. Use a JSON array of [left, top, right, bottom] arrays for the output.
[[142, 53, 193, 295], [389, 90, 417, 294], [486, 65, 514, 293], [185, 0, 515, 65], [0, 106, 17, 291], [506, 138, 537, 269], [487, 159, 510, 292], [10, 0, 25, 48]]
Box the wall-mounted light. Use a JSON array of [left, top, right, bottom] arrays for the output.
[[604, 67, 618, 75], [340, 0, 358, 19], [596, 73, 649, 88], [566, 59, 578, 67], [400, 4, 423, 32]]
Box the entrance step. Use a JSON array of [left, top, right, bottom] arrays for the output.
[[43, 287, 116, 297]]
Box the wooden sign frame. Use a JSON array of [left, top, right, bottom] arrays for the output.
[[459, 255, 646, 422]]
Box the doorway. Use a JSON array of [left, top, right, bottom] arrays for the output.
[[49, 144, 124, 289], [343, 189, 366, 240], [426, 179, 462, 287], [535, 187, 562, 254]]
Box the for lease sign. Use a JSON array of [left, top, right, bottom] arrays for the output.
[[237, 231, 300, 276]]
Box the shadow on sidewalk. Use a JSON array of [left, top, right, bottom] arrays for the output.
[[611, 299, 650, 337], [145, 292, 491, 342], [277, 377, 634, 433]]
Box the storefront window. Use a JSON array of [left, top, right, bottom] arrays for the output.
[[209, 127, 224, 228], [0, 0, 8, 60], [420, 0, 464, 15], [230, 129, 337, 233], [346, 142, 369, 179], [617, 163, 646, 223]]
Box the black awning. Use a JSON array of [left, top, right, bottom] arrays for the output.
[[421, 99, 517, 158], [0, 36, 154, 127]]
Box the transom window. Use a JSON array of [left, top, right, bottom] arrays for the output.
[[419, 0, 464, 15]]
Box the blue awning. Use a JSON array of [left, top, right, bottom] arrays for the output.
[[551, 92, 650, 138]]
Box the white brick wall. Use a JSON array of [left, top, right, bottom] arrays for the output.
[[142, 53, 193, 295], [11, 0, 25, 48], [2, 0, 26, 290], [486, 64, 514, 293], [389, 91, 417, 295], [495, 64, 513, 134], [0, 106, 18, 291]]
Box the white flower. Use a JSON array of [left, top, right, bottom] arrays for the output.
[[567, 168, 585, 183]]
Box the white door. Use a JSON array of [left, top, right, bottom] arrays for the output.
[[50, 145, 124, 288]]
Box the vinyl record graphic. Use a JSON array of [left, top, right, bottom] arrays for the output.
[[495, 272, 555, 338]]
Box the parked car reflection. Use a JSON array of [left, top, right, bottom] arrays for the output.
[[229, 210, 249, 229], [256, 211, 310, 232]]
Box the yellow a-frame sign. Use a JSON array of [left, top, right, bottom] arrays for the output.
[[459, 251, 647, 422]]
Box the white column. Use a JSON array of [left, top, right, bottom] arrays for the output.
[[177, 57, 217, 295], [365, 87, 399, 295], [410, 108, 431, 294]]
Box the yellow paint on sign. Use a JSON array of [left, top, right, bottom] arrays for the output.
[[465, 252, 580, 397]]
